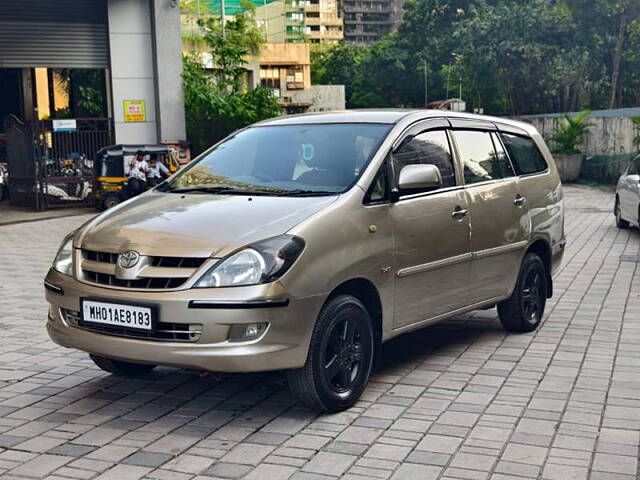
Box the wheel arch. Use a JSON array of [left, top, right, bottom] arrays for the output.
[[527, 239, 553, 298], [327, 278, 383, 356]]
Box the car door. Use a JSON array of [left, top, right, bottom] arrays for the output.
[[450, 124, 529, 304], [390, 120, 472, 329], [619, 158, 640, 222]]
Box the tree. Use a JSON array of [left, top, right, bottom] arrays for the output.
[[310, 42, 368, 106], [455, 0, 578, 115]]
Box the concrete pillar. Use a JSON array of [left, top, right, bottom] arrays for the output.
[[150, 0, 187, 143], [108, 0, 158, 144]]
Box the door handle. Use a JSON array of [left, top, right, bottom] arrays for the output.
[[451, 207, 468, 220], [514, 195, 527, 207]]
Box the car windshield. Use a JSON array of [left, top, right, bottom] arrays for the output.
[[159, 123, 391, 195]]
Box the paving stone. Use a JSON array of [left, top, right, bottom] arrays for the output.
[[94, 464, 152, 480], [416, 434, 462, 454], [244, 464, 297, 480], [49, 443, 98, 457], [405, 450, 451, 466], [389, 463, 442, 480], [592, 452, 638, 475], [302, 451, 357, 477], [204, 462, 254, 478], [160, 453, 214, 474], [501, 443, 548, 465], [542, 463, 589, 480], [122, 451, 173, 467]]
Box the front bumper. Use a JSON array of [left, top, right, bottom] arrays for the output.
[[44, 269, 323, 372]]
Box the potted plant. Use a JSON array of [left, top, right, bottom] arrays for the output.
[[550, 110, 594, 182]]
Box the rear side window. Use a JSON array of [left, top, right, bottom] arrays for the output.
[[452, 130, 514, 184], [501, 133, 548, 175]]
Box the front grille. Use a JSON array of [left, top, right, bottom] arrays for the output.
[[82, 270, 185, 289], [83, 250, 117, 264], [80, 249, 208, 290], [82, 250, 207, 269], [61, 308, 202, 342]]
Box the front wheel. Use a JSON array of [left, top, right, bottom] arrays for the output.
[[615, 196, 630, 229], [287, 295, 374, 412], [498, 253, 547, 333], [90, 354, 156, 377]]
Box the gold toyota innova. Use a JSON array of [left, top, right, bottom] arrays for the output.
[[45, 110, 565, 412]]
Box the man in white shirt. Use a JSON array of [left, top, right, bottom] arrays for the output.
[[128, 151, 149, 197], [146, 154, 170, 187]]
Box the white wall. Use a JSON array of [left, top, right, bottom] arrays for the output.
[[292, 85, 346, 112], [521, 115, 637, 156], [151, 0, 187, 143], [108, 0, 159, 144]]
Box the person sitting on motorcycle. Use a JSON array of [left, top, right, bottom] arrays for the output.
[[128, 151, 148, 197], [146, 154, 170, 188]]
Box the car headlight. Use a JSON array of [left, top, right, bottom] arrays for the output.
[[53, 234, 74, 276], [195, 235, 305, 288]]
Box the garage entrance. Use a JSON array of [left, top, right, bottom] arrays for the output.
[[0, 0, 113, 209]]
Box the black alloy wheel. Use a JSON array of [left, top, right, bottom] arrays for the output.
[[287, 295, 374, 412], [498, 253, 547, 333]]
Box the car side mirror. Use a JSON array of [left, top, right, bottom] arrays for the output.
[[398, 164, 443, 191]]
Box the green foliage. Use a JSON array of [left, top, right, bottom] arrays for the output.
[[631, 117, 640, 151], [310, 0, 640, 115], [550, 110, 595, 154], [182, 2, 281, 154]]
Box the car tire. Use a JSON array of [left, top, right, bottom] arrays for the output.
[[615, 196, 630, 229], [498, 253, 547, 333], [102, 195, 121, 210], [287, 295, 375, 412], [90, 354, 156, 377]]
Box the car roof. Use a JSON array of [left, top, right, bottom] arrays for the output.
[[255, 109, 538, 134]]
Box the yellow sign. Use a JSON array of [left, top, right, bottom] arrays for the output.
[[123, 100, 146, 123]]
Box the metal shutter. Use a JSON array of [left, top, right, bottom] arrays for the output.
[[0, 0, 109, 69]]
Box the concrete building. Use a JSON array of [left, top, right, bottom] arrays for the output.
[[255, 0, 343, 43], [0, 0, 187, 151], [342, 0, 404, 44], [247, 43, 345, 113]]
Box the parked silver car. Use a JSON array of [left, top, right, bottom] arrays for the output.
[[615, 155, 640, 228], [45, 110, 565, 412]]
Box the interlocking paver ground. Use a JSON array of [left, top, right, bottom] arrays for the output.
[[0, 185, 638, 479]]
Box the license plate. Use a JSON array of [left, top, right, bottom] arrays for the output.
[[81, 300, 154, 331]]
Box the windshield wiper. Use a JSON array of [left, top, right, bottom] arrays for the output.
[[168, 186, 276, 195], [276, 189, 337, 197]]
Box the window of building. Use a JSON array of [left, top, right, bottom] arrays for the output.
[[500, 133, 548, 175], [286, 66, 304, 90], [287, 11, 304, 21], [393, 129, 456, 192], [260, 67, 281, 96]]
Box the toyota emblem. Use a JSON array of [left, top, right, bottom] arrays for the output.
[[118, 250, 140, 269]]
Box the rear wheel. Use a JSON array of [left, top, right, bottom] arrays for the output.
[[90, 354, 156, 377], [498, 253, 547, 333], [615, 196, 630, 229], [287, 295, 374, 412]]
